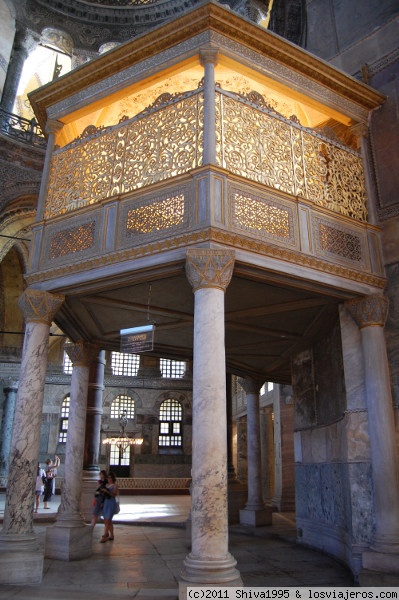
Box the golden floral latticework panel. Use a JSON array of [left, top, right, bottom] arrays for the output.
[[233, 192, 293, 242], [318, 222, 362, 262], [126, 194, 185, 235], [302, 134, 367, 220], [45, 92, 203, 219], [49, 221, 96, 259], [217, 94, 295, 196], [216, 91, 367, 222]]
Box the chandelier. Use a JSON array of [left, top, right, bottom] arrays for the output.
[[103, 410, 143, 453]]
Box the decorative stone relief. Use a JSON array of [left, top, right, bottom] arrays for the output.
[[185, 248, 235, 292]]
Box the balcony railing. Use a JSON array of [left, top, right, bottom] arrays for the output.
[[44, 85, 367, 223], [0, 107, 46, 148]]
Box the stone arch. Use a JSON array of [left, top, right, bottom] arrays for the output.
[[0, 243, 25, 356]]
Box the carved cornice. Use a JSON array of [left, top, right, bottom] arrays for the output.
[[28, 1, 385, 132], [25, 226, 387, 291]]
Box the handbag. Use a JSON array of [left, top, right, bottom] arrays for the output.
[[114, 497, 120, 515]]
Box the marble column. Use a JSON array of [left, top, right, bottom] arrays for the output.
[[226, 374, 237, 481], [350, 123, 378, 226], [346, 294, 399, 576], [81, 349, 106, 521], [239, 377, 272, 526], [0, 289, 64, 584], [45, 341, 98, 560], [0, 29, 31, 114], [199, 47, 218, 165], [179, 248, 242, 598], [0, 380, 18, 481]]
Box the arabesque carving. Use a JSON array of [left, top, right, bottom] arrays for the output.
[[44, 86, 367, 224]]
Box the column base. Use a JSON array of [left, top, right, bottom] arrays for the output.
[[179, 553, 243, 600], [359, 548, 399, 585], [45, 523, 93, 560], [0, 533, 44, 584], [240, 506, 272, 526]]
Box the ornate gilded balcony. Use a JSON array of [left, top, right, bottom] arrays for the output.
[[27, 1, 385, 294], [24, 2, 386, 383]]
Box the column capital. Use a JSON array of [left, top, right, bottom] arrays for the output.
[[18, 289, 64, 325], [345, 293, 389, 329], [46, 119, 63, 136], [186, 248, 235, 292], [349, 122, 368, 139], [199, 46, 219, 66], [239, 377, 264, 395], [65, 341, 99, 367]]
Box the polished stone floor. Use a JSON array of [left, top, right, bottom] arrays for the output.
[[0, 494, 355, 600]]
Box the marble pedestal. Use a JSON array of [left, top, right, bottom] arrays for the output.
[[240, 506, 272, 526], [0, 534, 44, 584], [359, 550, 399, 585], [81, 473, 100, 522], [179, 555, 243, 600], [45, 523, 93, 560]]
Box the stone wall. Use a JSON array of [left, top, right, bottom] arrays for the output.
[[293, 316, 373, 576]]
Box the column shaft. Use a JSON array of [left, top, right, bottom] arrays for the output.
[[239, 379, 272, 526], [192, 286, 228, 557], [45, 342, 97, 560], [0, 381, 18, 479], [84, 350, 105, 471], [200, 47, 218, 165], [346, 294, 399, 554], [0, 289, 64, 584], [180, 249, 241, 595]]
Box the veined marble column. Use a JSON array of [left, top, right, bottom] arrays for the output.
[[81, 349, 106, 521], [346, 294, 399, 575], [0, 380, 18, 480], [0, 29, 31, 114], [45, 341, 98, 560], [0, 289, 64, 584], [239, 378, 272, 526], [179, 248, 242, 598]]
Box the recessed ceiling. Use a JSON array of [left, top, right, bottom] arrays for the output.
[[55, 260, 343, 385]]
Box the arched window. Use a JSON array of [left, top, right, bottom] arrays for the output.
[[58, 395, 70, 443], [158, 399, 183, 448], [110, 395, 135, 420]]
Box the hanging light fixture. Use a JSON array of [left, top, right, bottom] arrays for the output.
[[103, 410, 143, 453]]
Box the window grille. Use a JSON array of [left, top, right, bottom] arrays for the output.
[[160, 358, 185, 378], [63, 351, 72, 374], [109, 444, 130, 467], [159, 399, 183, 447], [110, 395, 135, 419], [111, 352, 140, 376], [58, 395, 70, 443]]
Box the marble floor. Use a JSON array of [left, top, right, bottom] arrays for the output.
[[0, 494, 355, 600]]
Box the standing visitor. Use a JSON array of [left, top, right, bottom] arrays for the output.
[[91, 469, 107, 526], [43, 454, 60, 509], [34, 463, 46, 513], [100, 472, 119, 542]]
